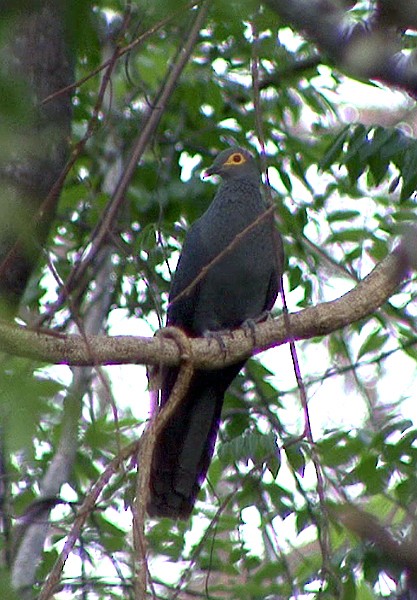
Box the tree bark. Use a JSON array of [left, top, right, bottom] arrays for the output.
[[0, 2, 73, 597], [265, 0, 417, 96], [0, 1, 73, 316], [0, 242, 409, 370]]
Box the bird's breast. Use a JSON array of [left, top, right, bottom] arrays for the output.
[[191, 216, 276, 333]]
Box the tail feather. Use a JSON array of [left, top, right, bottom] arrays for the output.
[[148, 363, 243, 519]]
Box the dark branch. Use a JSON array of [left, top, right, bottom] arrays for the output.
[[265, 0, 417, 97]]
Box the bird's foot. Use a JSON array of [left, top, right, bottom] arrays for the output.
[[254, 309, 273, 324], [242, 319, 257, 346], [203, 329, 233, 359], [242, 310, 272, 346]]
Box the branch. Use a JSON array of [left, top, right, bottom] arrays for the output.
[[43, 0, 210, 321], [11, 246, 116, 594], [265, 0, 417, 96], [0, 245, 409, 369], [337, 504, 417, 592], [0, 0, 73, 315], [38, 440, 141, 600], [133, 328, 193, 598]]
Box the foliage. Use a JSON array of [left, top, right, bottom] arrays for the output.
[[2, 1, 417, 598]]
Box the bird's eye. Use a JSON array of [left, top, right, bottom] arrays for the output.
[[224, 152, 246, 166]]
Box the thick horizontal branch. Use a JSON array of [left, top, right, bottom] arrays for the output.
[[0, 246, 409, 369]]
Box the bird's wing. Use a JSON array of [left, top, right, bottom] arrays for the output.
[[167, 219, 208, 330], [264, 225, 284, 312]]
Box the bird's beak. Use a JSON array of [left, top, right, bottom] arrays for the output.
[[203, 164, 216, 178]]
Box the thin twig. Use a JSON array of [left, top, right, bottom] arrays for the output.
[[42, 0, 204, 105], [38, 440, 140, 600], [251, 18, 332, 586], [170, 205, 276, 307], [41, 0, 211, 324]]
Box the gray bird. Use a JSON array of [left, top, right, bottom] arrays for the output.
[[148, 147, 284, 519]]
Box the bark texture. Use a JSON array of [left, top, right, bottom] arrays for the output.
[[0, 1, 73, 314]]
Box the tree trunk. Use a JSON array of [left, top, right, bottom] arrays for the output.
[[0, 1, 73, 315]]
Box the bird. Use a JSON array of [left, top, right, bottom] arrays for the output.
[[148, 146, 284, 519]]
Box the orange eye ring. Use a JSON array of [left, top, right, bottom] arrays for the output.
[[224, 152, 247, 166]]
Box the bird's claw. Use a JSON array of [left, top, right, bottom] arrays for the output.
[[255, 309, 273, 323], [203, 329, 232, 359], [242, 319, 257, 346], [242, 310, 272, 346]]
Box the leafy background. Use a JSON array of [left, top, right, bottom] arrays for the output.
[[2, 1, 417, 598]]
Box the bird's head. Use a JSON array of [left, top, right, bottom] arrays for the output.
[[203, 147, 260, 181]]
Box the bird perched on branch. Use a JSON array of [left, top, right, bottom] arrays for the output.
[[148, 146, 284, 519]]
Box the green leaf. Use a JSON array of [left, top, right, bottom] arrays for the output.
[[327, 209, 361, 223], [328, 228, 368, 244], [218, 429, 278, 467], [341, 572, 356, 600], [0, 568, 20, 600], [399, 141, 417, 200], [276, 164, 292, 192], [357, 330, 389, 359], [320, 125, 350, 170], [285, 442, 306, 477], [0, 358, 63, 453]]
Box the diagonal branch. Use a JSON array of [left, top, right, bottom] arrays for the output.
[[265, 0, 417, 96], [11, 247, 116, 595], [38, 439, 141, 600], [43, 0, 211, 320]]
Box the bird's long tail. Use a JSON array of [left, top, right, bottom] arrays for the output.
[[148, 363, 244, 519]]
